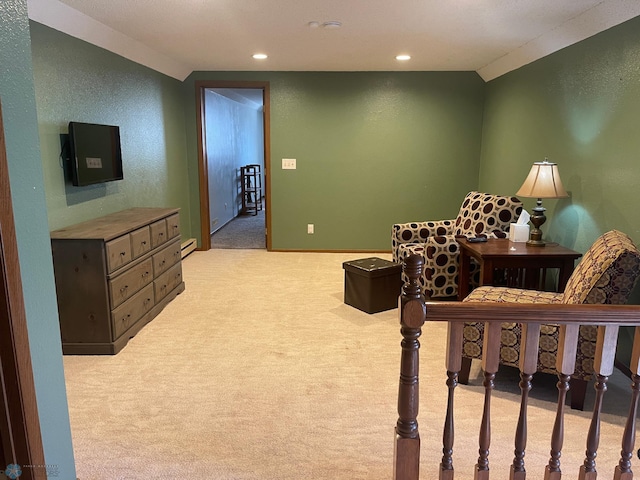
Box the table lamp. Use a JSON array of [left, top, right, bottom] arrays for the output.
[[516, 158, 568, 246]]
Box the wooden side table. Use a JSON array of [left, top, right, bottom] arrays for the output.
[[457, 238, 582, 301]]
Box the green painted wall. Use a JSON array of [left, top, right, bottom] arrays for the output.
[[479, 16, 640, 362], [479, 16, 640, 255], [185, 72, 485, 250], [0, 3, 76, 478], [30, 22, 191, 234]]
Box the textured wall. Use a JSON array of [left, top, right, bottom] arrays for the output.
[[0, 2, 76, 477], [480, 16, 640, 255], [186, 71, 486, 250], [30, 22, 191, 234]]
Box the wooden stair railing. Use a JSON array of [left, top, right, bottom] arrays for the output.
[[393, 254, 640, 480]]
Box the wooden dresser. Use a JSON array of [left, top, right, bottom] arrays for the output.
[[50, 207, 185, 354]]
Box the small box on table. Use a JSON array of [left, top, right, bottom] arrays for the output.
[[509, 223, 530, 243], [342, 257, 403, 313]]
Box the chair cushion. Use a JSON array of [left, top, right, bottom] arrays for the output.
[[562, 230, 640, 305], [464, 286, 563, 304], [454, 191, 522, 237]]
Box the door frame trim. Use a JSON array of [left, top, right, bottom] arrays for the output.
[[195, 80, 271, 251], [0, 100, 46, 479]]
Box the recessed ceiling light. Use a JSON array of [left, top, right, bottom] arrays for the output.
[[252, 53, 268, 60], [322, 21, 342, 29], [396, 54, 411, 61]]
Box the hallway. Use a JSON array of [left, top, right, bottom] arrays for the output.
[[210, 204, 265, 249]]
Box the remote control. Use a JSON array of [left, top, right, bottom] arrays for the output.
[[468, 237, 488, 243]]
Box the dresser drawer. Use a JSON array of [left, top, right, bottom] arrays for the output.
[[150, 219, 168, 248], [105, 235, 132, 273], [109, 258, 153, 308], [154, 263, 183, 302], [111, 283, 154, 340], [130, 226, 151, 259], [166, 213, 180, 240], [152, 239, 181, 277]]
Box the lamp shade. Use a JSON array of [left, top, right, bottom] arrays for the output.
[[516, 159, 568, 199]]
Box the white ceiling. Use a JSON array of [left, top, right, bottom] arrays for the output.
[[27, 0, 640, 82]]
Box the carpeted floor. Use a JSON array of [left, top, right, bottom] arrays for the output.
[[63, 250, 635, 480], [210, 206, 265, 249]]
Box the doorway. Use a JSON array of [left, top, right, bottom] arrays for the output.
[[195, 81, 271, 251]]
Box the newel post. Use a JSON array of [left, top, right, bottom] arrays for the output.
[[393, 255, 426, 480]]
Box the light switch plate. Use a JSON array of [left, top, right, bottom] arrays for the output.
[[282, 158, 296, 170]]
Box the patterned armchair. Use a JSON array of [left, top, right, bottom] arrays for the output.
[[391, 191, 523, 298], [461, 229, 640, 410]]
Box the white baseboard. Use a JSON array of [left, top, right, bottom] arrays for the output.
[[181, 238, 197, 259]]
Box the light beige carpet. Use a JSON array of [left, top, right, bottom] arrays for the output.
[[63, 250, 635, 480]]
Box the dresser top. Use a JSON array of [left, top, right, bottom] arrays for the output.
[[50, 207, 179, 241]]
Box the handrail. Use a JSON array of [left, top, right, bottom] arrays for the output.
[[426, 302, 640, 325]]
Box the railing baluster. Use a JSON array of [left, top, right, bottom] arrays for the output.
[[394, 255, 426, 480], [579, 325, 619, 480], [545, 324, 580, 480], [614, 327, 640, 480], [441, 321, 464, 480], [475, 320, 501, 480], [511, 323, 541, 480]]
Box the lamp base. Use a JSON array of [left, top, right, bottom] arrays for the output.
[[527, 200, 547, 247], [526, 238, 546, 247]]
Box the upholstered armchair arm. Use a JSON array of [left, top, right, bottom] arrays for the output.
[[391, 219, 455, 262], [421, 234, 464, 298]]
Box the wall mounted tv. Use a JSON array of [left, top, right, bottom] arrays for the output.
[[67, 122, 123, 186]]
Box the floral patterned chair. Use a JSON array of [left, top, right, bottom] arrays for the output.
[[460, 229, 640, 410], [391, 191, 523, 298]]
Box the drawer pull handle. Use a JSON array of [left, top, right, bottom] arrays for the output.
[[142, 241, 147, 245], [120, 285, 128, 292], [159, 232, 164, 237], [120, 251, 126, 257], [160, 260, 166, 266]]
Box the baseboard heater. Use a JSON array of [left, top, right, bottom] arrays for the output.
[[181, 238, 197, 259]]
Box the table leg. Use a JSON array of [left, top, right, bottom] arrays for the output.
[[481, 259, 494, 287], [558, 259, 575, 291], [458, 249, 471, 301]]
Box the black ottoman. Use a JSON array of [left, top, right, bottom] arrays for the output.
[[343, 257, 403, 313]]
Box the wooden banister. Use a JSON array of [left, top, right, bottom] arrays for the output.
[[426, 302, 640, 324], [393, 254, 640, 480], [393, 255, 426, 480], [545, 324, 580, 480], [511, 322, 540, 480], [614, 327, 640, 480]]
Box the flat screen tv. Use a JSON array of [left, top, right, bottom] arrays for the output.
[[67, 122, 123, 186]]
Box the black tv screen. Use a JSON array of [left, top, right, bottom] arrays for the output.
[[67, 122, 123, 186]]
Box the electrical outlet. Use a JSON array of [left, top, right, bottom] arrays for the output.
[[282, 158, 296, 170], [307, 224, 314, 234]]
